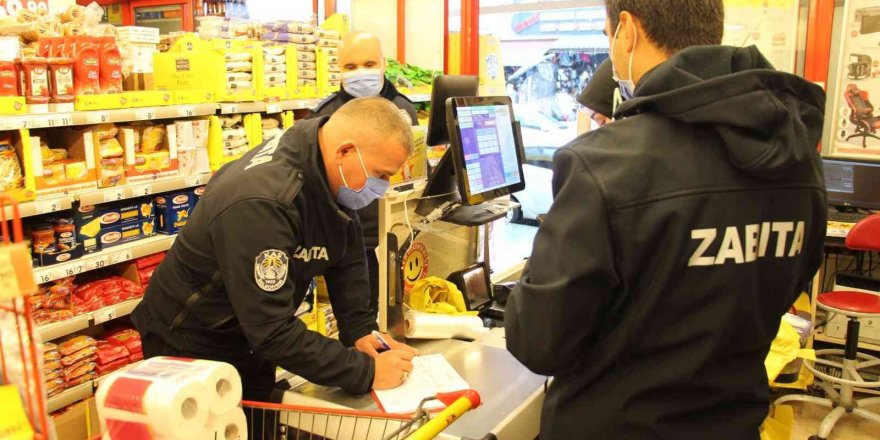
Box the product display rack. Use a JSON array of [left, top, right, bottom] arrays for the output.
[[47, 360, 144, 413]]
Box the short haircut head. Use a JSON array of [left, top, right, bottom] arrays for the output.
[[605, 0, 724, 54], [330, 97, 413, 154]]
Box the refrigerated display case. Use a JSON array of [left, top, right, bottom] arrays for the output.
[[130, 0, 194, 32]]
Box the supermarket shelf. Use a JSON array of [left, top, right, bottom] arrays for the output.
[[77, 172, 212, 207], [33, 234, 177, 285], [2, 197, 73, 221], [814, 332, 880, 352], [220, 102, 267, 115], [95, 360, 143, 388], [47, 382, 93, 413], [37, 298, 144, 342], [279, 99, 322, 111], [0, 104, 218, 131], [37, 315, 90, 343]]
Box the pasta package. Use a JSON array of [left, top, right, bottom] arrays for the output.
[[99, 138, 124, 158], [59, 335, 97, 356], [262, 46, 286, 56], [220, 114, 242, 128], [224, 52, 252, 62], [134, 151, 171, 173], [294, 44, 316, 52], [61, 345, 98, 367], [317, 39, 340, 48], [296, 51, 316, 62], [313, 29, 340, 40], [222, 127, 246, 140], [97, 126, 118, 140], [225, 61, 253, 72], [226, 72, 252, 82], [264, 54, 286, 64], [63, 160, 88, 180], [264, 64, 286, 74], [226, 80, 252, 91], [99, 158, 125, 187], [42, 163, 65, 185], [297, 61, 316, 70], [0, 142, 24, 192], [60, 4, 86, 22]]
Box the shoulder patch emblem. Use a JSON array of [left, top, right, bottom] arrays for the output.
[[254, 249, 289, 292]]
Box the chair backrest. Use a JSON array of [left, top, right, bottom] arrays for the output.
[[846, 85, 874, 117], [846, 213, 880, 252]]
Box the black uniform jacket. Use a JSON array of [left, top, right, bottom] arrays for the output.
[[506, 45, 828, 439], [132, 117, 377, 394]]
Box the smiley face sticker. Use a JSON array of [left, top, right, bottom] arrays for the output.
[[402, 242, 429, 293]]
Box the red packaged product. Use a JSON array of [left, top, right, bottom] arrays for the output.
[[72, 36, 99, 95], [46, 378, 65, 397], [0, 61, 18, 97], [136, 253, 166, 269], [65, 371, 97, 386], [61, 345, 97, 367], [96, 341, 130, 365], [128, 352, 143, 363], [44, 369, 62, 382], [44, 290, 70, 310], [58, 335, 96, 356], [44, 360, 61, 372], [95, 357, 129, 375], [33, 309, 74, 326], [48, 58, 75, 104], [137, 267, 156, 285], [106, 328, 142, 353], [20, 57, 50, 105], [98, 36, 123, 94], [37, 39, 52, 58], [43, 349, 60, 364]]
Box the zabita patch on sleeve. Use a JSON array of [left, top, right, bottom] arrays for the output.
[[254, 249, 289, 292]]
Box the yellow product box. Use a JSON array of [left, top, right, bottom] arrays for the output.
[[154, 48, 262, 103], [126, 90, 174, 108], [1, 130, 35, 203], [390, 126, 428, 186], [118, 124, 180, 181], [0, 96, 26, 114], [90, 124, 127, 188], [173, 89, 215, 105], [24, 127, 98, 197], [206, 115, 247, 171], [74, 93, 128, 111]]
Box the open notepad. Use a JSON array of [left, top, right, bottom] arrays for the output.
[[373, 354, 470, 414]]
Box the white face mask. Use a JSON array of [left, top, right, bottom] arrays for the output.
[[610, 21, 637, 101]]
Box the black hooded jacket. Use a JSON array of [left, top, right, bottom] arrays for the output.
[[132, 118, 377, 395], [506, 46, 827, 439]]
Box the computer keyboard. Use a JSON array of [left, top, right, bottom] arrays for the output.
[[828, 210, 868, 224]]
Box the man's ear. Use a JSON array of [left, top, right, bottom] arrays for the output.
[[335, 142, 356, 164]]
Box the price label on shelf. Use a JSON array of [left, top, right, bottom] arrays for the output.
[[84, 256, 109, 271], [178, 106, 196, 118], [185, 175, 203, 187], [131, 184, 153, 197], [85, 112, 110, 124], [266, 103, 282, 114], [29, 116, 49, 128], [135, 108, 156, 120], [93, 307, 118, 325], [103, 189, 126, 203], [35, 199, 64, 215], [63, 263, 85, 278], [223, 104, 239, 114], [35, 271, 53, 285], [110, 251, 132, 265], [57, 114, 73, 126]]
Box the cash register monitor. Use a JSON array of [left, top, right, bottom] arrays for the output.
[[426, 75, 479, 146], [448, 262, 493, 311], [823, 158, 880, 210], [446, 96, 526, 206]]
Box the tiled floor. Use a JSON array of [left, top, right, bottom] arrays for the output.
[[790, 399, 880, 439]]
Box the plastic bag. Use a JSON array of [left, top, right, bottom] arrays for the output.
[[58, 335, 96, 356]]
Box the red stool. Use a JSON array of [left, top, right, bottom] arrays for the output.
[[776, 214, 880, 439]]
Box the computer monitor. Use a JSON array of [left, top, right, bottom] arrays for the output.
[[447, 262, 492, 312], [446, 96, 526, 206], [426, 75, 479, 147], [823, 158, 880, 210]]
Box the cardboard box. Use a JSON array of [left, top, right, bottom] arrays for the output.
[[120, 124, 180, 182], [35, 243, 84, 267], [26, 128, 98, 197], [96, 216, 156, 250], [76, 200, 154, 253], [51, 397, 101, 440], [155, 191, 193, 234]]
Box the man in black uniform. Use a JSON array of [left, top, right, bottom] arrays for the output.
[[309, 31, 418, 318], [577, 58, 616, 127], [132, 98, 418, 404], [505, 1, 827, 439]]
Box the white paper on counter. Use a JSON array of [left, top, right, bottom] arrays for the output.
[[373, 354, 470, 414]]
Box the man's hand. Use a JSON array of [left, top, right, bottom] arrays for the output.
[[372, 350, 415, 390], [355, 333, 419, 358]]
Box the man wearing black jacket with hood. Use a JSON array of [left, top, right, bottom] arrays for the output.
[[505, 1, 827, 439]]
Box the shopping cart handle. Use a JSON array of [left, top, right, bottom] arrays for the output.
[[436, 389, 481, 409]]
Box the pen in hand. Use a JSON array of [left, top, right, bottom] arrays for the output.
[[372, 330, 392, 352]]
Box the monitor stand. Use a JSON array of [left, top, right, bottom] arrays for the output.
[[443, 202, 509, 227]]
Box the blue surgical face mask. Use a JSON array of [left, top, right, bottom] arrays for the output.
[[610, 21, 637, 101], [342, 68, 384, 98], [337, 145, 390, 210]]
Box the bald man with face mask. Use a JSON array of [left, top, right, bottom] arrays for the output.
[[309, 31, 418, 319]]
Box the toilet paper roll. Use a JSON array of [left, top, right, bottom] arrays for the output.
[[404, 312, 489, 340], [96, 370, 209, 439], [151, 357, 243, 415], [207, 408, 248, 440]]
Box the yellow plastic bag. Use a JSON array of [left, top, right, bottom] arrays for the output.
[[408, 277, 477, 316], [760, 404, 794, 440], [765, 319, 815, 383]]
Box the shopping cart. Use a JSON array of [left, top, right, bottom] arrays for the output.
[[242, 389, 481, 440]]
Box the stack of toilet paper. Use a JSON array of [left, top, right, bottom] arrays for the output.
[[96, 357, 246, 440]]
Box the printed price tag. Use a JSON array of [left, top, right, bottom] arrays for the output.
[[266, 103, 282, 114], [85, 256, 109, 271], [35, 198, 64, 215], [110, 251, 132, 265], [63, 263, 85, 278], [132, 184, 153, 196], [224, 104, 239, 114], [56, 114, 73, 126], [135, 108, 156, 120], [93, 307, 117, 325], [103, 189, 126, 203], [48, 268, 66, 282], [35, 271, 52, 285], [85, 112, 110, 124], [178, 106, 196, 118], [185, 175, 203, 187]]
